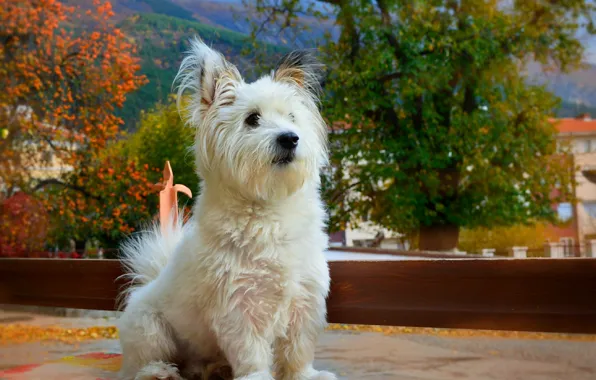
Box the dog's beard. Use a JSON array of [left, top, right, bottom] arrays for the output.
[[268, 161, 309, 199], [224, 156, 310, 201], [272, 149, 296, 165]]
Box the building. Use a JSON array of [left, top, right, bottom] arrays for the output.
[[329, 223, 408, 250], [0, 105, 79, 197], [550, 113, 596, 254]]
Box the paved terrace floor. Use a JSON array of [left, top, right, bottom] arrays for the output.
[[1, 309, 595, 379]]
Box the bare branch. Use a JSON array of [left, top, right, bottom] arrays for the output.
[[33, 179, 103, 201], [329, 180, 362, 204], [378, 72, 402, 82]]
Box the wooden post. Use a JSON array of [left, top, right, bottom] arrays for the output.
[[152, 161, 192, 235]]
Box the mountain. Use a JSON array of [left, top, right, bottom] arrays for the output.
[[525, 61, 596, 117], [60, 0, 332, 128], [116, 13, 289, 128], [63, 0, 335, 48], [167, 0, 336, 48], [59, 0, 596, 127]]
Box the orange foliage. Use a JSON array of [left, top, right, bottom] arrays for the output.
[[0, 0, 151, 250], [42, 152, 158, 247], [0, 192, 49, 256], [0, 0, 145, 161]]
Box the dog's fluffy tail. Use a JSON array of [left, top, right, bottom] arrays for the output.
[[118, 210, 190, 306]]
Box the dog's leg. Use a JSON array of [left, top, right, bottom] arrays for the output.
[[211, 284, 280, 380], [273, 293, 337, 380], [134, 361, 183, 380], [118, 306, 182, 380], [214, 316, 274, 380]]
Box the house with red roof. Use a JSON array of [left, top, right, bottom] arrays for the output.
[[549, 114, 596, 254]]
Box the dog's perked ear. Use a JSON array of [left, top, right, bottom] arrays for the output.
[[174, 37, 241, 123], [273, 49, 324, 98]]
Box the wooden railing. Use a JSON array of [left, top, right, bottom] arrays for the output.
[[1, 165, 595, 335], [1, 257, 595, 334]]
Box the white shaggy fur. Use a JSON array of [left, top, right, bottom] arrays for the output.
[[117, 37, 336, 380]]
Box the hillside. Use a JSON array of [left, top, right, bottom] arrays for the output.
[[117, 14, 596, 128], [525, 61, 596, 117], [61, 0, 199, 22], [60, 0, 309, 128], [62, 0, 335, 48], [116, 13, 288, 129], [557, 101, 596, 119], [58, 0, 596, 127], [168, 0, 336, 48]]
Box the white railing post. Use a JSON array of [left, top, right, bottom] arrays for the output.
[[511, 246, 528, 258], [546, 242, 565, 258], [586, 240, 596, 258]]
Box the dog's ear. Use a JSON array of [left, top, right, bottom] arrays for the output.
[[273, 50, 324, 97], [175, 37, 241, 122]]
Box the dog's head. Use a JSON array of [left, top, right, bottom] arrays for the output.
[[175, 38, 328, 201]]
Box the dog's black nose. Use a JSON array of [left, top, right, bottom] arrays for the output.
[[277, 132, 299, 150]]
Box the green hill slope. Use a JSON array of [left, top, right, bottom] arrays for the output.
[[117, 13, 288, 130]]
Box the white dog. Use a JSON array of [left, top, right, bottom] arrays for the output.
[[116, 37, 336, 380]]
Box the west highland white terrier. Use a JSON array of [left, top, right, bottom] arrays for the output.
[[116, 38, 336, 380]]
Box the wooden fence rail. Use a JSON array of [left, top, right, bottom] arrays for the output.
[[1, 258, 596, 334]]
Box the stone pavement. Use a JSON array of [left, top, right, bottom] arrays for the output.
[[1, 309, 595, 379]]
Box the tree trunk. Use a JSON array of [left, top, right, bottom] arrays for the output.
[[75, 239, 86, 254], [417, 165, 461, 251], [418, 224, 460, 251]]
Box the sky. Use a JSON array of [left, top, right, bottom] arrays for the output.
[[581, 39, 596, 64]]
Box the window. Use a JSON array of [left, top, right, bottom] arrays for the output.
[[583, 202, 596, 218], [556, 203, 573, 222], [582, 139, 591, 153], [575, 139, 592, 154]]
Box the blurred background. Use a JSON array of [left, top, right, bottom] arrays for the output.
[[2, 1, 596, 379], [2, 0, 596, 259]]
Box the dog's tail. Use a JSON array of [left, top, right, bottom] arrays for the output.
[[117, 210, 190, 307]]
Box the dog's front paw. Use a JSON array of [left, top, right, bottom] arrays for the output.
[[309, 370, 337, 380], [278, 368, 337, 380], [235, 370, 274, 380], [135, 361, 183, 380]]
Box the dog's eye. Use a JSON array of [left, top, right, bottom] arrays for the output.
[[245, 112, 260, 127], [289, 113, 295, 122]]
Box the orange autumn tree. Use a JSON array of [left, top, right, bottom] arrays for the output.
[[0, 192, 49, 257], [45, 146, 158, 251], [0, 0, 152, 252]]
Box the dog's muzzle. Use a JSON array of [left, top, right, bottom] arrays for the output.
[[273, 132, 298, 165]]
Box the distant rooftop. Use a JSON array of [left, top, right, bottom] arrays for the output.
[[552, 113, 596, 134]]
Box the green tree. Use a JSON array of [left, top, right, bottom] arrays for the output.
[[43, 97, 197, 251], [248, 0, 591, 250], [126, 96, 199, 202], [42, 142, 157, 251]]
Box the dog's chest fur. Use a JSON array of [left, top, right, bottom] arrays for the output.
[[163, 185, 329, 348], [202, 191, 326, 311]]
